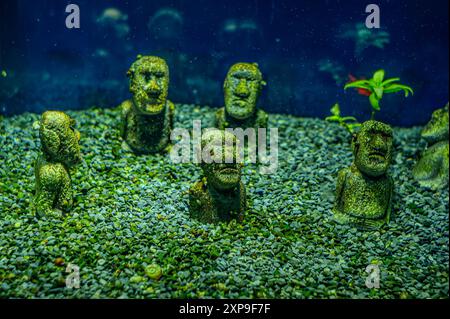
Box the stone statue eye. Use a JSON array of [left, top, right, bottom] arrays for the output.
[[143, 73, 152, 81], [206, 149, 215, 161]]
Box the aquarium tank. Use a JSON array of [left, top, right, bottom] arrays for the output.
[[0, 0, 448, 307]]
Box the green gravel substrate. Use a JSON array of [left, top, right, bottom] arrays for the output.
[[0, 104, 448, 298]]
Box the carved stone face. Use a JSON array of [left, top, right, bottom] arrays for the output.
[[224, 63, 263, 120], [40, 111, 81, 166], [128, 56, 169, 115], [353, 120, 393, 177], [201, 130, 242, 191], [421, 103, 449, 144]]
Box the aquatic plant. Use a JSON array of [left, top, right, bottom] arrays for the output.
[[344, 69, 414, 120], [325, 103, 360, 134]]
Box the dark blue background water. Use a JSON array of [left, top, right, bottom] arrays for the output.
[[0, 0, 448, 126]]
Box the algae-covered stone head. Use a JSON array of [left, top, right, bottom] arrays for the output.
[[40, 111, 81, 166], [421, 102, 449, 143], [190, 129, 246, 223], [127, 55, 169, 115], [352, 120, 393, 177], [412, 103, 449, 190], [201, 130, 242, 191], [224, 62, 265, 120]]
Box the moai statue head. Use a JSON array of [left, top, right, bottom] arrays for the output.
[[223, 62, 265, 120], [127, 55, 170, 115], [421, 103, 449, 144], [412, 103, 449, 190], [352, 120, 393, 177], [200, 130, 243, 191], [39, 111, 81, 166]]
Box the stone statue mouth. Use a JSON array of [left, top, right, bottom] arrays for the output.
[[218, 166, 239, 175], [231, 97, 249, 105], [146, 92, 161, 100], [143, 103, 164, 113], [368, 150, 386, 160]]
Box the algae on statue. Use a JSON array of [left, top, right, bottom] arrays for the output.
[[333, 120, 394, 229], [119, 55, 174, 154], [34, 111, 81, 217], [215, 62, 268, 130], [413, 103, 449, 190], [189, 130, 247, 223]]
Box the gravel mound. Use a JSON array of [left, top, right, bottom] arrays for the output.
[[0, 104, 448, 298]]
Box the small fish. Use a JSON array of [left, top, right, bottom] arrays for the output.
[[348, 74, 371, 96], [1, 70, 7, 78]]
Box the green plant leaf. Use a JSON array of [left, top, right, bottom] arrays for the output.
[[325, 115, 340, 122], [374, 87, 384, 99], [383, 84, 414, 97], [344, 80, 371, 90], [347, 123, 361, 133], [330, 103, 340, 116], [373, 69, 385, 84], [342, 69, 412, 118], [381, 77, 400, 86], [369, 93, 380, 111], [341, 116, 358, 122]]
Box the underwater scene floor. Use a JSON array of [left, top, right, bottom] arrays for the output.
[[0, 104, 448, 298]]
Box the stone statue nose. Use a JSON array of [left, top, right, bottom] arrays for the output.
[[235, 80, 249, 98], [372, 135, 386, 150], [147, 78, 159, 92]]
